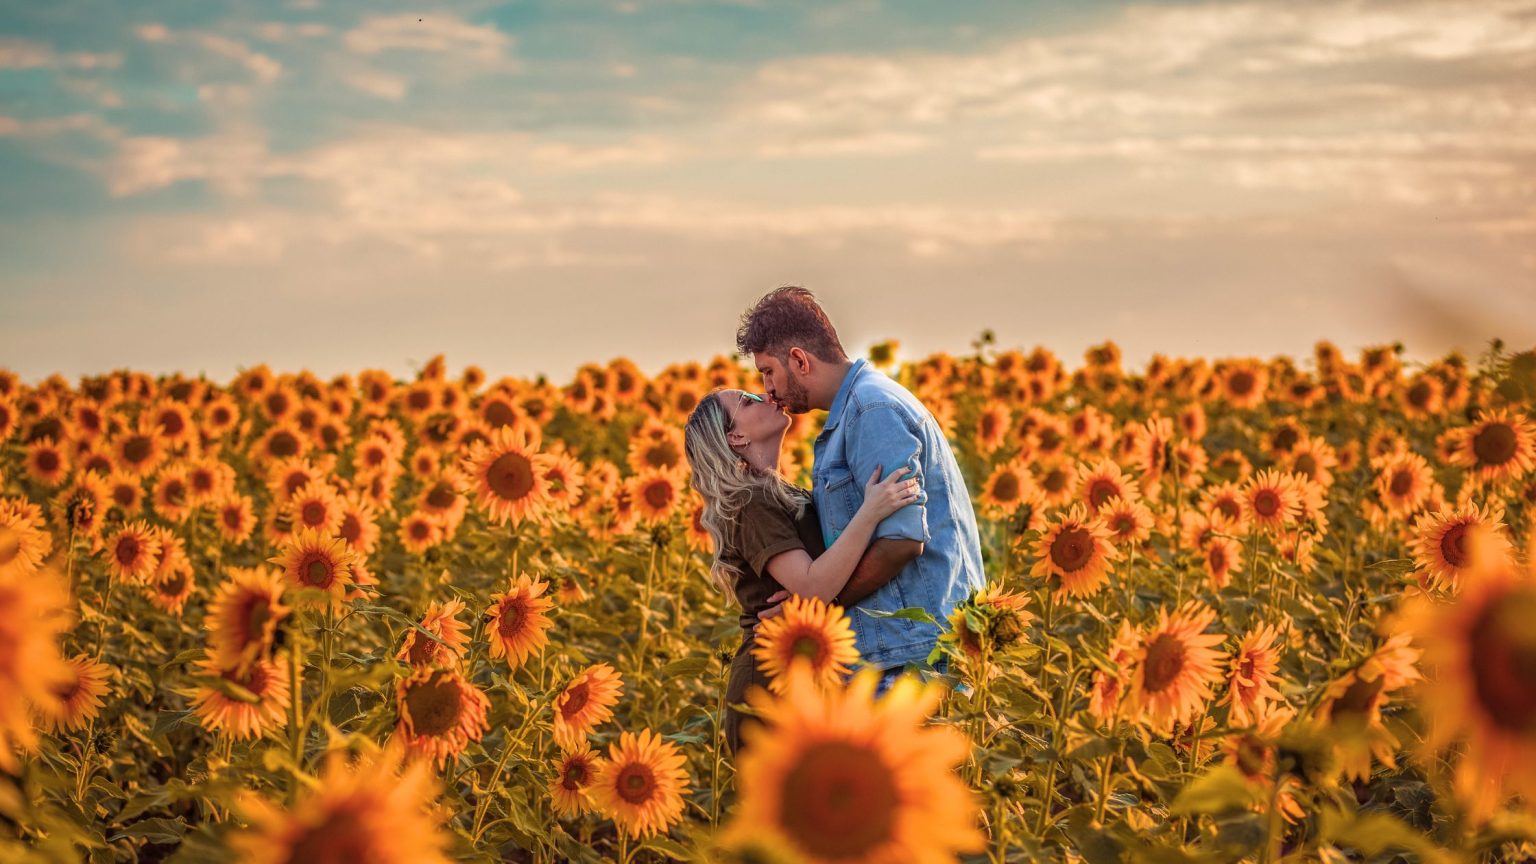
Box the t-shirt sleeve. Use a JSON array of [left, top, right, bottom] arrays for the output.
[[846, 404, 931, 544], [736, 490, 808, 576]]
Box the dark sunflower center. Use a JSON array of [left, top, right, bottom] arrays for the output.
[[487, 452, 535, 501], [1049, 526, 1094, 572], [616, 763, 658, 805], [790, 633, 825, 663], [779, 740, 898, 858], [1332, 674, 1384, 720], [1253, 490, 1279, 517], [301, 502, 327, 526], [122, 436, 152, 465], [36, 449, 60, 472], [1472, 422, 1517, 466], [1042, 469, 1068, 494], [643, 482, 673, 510], [1142, 633, 1187, 693], [1087, 479, 1119, 509], [497, 601, 526, 638], [990, 472, 1020, 503], [159, 411, 185, 436], [268, 431, 299, 458], [647, 441, 681, 470], [1389, 470, 1414, 497], [560, 682, 591, 720], [484, 400, 517, 428], [339, 514, 361, 544], [561, 759, 590, 791], [115, 536, 140, 567], [223, 507, 244, 530], [1208, 544, 1228, 573], [405, 674, 462, 737], [1407, 381, 1432, 407], [426, 483, 456, 509], [1440, 522, 1469, 568], [1216, 499, 1241, 520], [1229, 372, 1255, 396], [286, 806, 374, 861], [245, 598, 272, 645], [1468, 588, 1536, 734], [303, 557, 333, 587]]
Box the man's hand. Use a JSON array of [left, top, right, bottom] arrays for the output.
[[754, 589, 791, 633]]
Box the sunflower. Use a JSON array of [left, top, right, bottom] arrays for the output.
[[462, 426, 550, 526], [397, 597, 470, 669], [1287, 436, 1337, 489], [978, 459, 1038, 517], [147, 556, 196, 615], [0, 564, 73, 771], [251, 422, 309, 466], [1410, 503, 1512, 592], [550, 745, 601, 818], [1032, 459, 1076, 507], [416, 470, 468, 531], [629, 469, 683, 525], [0, 504, 53, 578], [287, 479, 342, 535], [233, 741, 453, 864], [335, 493, 382, 557], [940, 584, 1032, 669], [38, 653, 112, 734], [393, 666, 490, 767], [1202, 535, 1244, 590], [22, 436, 70, 487], [723, 661, 983, 863], [211, 494, 255, 545], [626, 424, 685, 475], [1029, 503, 1122, 599], [553, 663, 625, 750], [52, 470, 108, 540], [1220, 624, 1287, 728], [200, 393, 241, 438], [1397, 551, 1536, 822], [398, 510, 445, 555], [1089, 620, 1139, 727], [540, 451, 586, 515], [1098, 496, 1153, 547], [1373, 449, 1435, 520], [191, 651, 292, 740], [1449, 408, 1536, 485], [184, 457, 235, 506], [974, 404, 1011, 455], [590, 728, 691, 840], [752, 596, 860, 693], [1122, 602, 1228, 735], [1315, 634, 1421, 782], [103, 520, 162, 584], [269, 530, 358, 605], [149, 401, 195, 447], [1241, 469, 1301, 533], [485, 574, 555, 669], [352, 434, 401, 476], [151, 466, 193, 523], [1076, 458, 1141, 510], [206, 566, 291, 674]]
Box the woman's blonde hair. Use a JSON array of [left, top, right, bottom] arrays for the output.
[[683, 390, 806, 606]]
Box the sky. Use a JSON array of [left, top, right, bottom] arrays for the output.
[[1, 0, 1533, 384]]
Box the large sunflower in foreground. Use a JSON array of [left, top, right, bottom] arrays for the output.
[[1397, 546, 1536, 823], [1122, 602, 1228, 735], [233, 742, 453, 864], [1029, 503, 1122, 599], [590, 728, 690, 840], [0, 564, 72, 771], [485, 573, 555, 669], [553, 663, 625, 750], [723, 661, 984, 864], [462, 426, 551, 526], [752, 596, 860, 693], [393, 666, 490, 767]]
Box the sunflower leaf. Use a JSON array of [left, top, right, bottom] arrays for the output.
[[859, 606, 939, 626]]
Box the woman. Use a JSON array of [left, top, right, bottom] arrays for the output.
[[683, 388, 918, 754]]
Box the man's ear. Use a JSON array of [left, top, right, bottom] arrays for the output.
[[787, 346, 813, 376]]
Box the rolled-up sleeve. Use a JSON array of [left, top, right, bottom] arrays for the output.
[[847, 404, 930, 544]]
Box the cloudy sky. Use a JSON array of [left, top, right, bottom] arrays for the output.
[[1, 0, 1533, 382]]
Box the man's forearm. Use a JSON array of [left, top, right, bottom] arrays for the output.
[[834, 538, 923, 607]]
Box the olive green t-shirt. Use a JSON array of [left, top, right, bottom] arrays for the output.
[[721, 485, 826, 632]]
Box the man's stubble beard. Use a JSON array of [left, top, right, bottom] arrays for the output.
[[781, 374, 812, 414]]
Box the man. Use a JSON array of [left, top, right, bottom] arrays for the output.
[[738, 286, 986, 693]]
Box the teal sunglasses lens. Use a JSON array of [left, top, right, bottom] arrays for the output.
[[743, 392, 766, 403]]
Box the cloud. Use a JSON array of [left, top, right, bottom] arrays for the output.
[[0, 113, 115, 139], [344, 14, 512, 63], [0, 36, 120, 70], [134, 24, 283, 83], [343, 69, 409, 101]]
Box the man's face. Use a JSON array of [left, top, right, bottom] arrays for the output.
[[754, 352, 812, 414]]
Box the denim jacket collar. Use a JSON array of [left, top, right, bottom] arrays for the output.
[[818, 358, 868, 440]]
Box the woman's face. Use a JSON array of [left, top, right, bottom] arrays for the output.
[[722, 389, 789, 452]]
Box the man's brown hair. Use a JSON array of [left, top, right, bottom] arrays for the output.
[[735, 286, 848, 363]]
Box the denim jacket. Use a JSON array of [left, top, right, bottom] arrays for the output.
[[813, 359, 986, 670]]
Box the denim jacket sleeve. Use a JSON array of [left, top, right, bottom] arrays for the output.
[[846, 403, 931, 544]]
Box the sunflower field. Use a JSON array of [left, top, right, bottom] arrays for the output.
[[2, 338, 1536, 864]]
